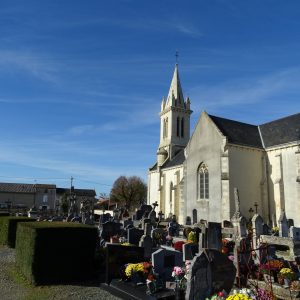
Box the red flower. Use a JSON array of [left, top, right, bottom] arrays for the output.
[[174, 241, 185, 251]]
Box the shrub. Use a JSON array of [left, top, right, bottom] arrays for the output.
[[0, 216, 35, 248], [0, 212, 10, 217], [15, 222, 98, 285]]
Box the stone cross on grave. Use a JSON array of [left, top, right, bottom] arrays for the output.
[[158, 211, 164, 221], [152, 201, 159, 211], [234, 188, 240, 213]]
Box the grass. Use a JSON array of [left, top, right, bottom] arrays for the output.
[[6, 263, 53, 300]]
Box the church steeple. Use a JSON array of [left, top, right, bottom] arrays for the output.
[[165, 64, 185, 109], [157, 64, 192, 165]]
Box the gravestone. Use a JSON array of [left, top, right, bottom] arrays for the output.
[[158, 211, 164, 222], [279, 211, 289, 237], [290, 226, 300, 241], [151, 228, 166, 246], [207, 222, 222, 251], [152, 248, 183, 281], [252, 214, 264, 237], [123, 219, 133, 228], [185, 249, 236, 300], [183, 243, 199, 261], [231, 188, 247, 239], [199, 233, 206, 252], [100, 221, 122, 241], [105, 244, 145, 284], [186, 216, 192, 225], [139, 235, 153, 259], [134, 209, 144, 221], [99, 213, 111, 225], [148, 202, 158, 225], [128, 227, 144, 245], [168, 217, 179, 237], [263, 224, 270, 235], [142, 218, 151, 230]]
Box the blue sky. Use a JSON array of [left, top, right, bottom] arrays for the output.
[[1, 0, 300, 195]]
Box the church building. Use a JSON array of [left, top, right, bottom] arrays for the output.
[[148, 64, 300, 227]]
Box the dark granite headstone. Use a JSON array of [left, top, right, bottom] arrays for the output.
[[262, 224, 270, 235], [105, 244, 145, 284], [186, 249, 236, 300], [152, 248, 183, 281], [100, 221, 122, 241], [128, 227, 144, 245], [207, 222, 222, 251], [183, 243, 199, 261]]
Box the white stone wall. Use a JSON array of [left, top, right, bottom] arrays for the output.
[[228, 145, 264, 220], [184, 112, 225, 223], [148, 170, 160, 206], [267, 144, 300, 226]]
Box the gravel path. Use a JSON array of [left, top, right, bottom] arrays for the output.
[[0, 246, 122, 300]]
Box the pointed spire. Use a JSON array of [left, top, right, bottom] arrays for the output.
[[165, 64, 185, 108]]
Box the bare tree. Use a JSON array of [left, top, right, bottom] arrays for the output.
[[110, 176, 147, 210]]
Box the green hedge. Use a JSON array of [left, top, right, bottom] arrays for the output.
[[15, 222, 98, 285], [0, 217, 35, 248], [0, 212, 10, 217]]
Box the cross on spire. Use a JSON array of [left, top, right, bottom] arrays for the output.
[[175, 50, 179, 64]]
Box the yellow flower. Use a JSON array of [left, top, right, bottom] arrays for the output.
[[226, 294, 253, 300]]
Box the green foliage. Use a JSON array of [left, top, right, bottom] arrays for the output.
[[0, 217, 35, 248], [15, 222, 98, 285], [60, 193, 69, 215], [110, 175, 147, 210], [0, 212, 10, 217]]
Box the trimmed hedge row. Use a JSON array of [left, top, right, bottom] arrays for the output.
[[0, 212, 10, 217], [0, 217, 35, 248], [16, 222, 98, 285]]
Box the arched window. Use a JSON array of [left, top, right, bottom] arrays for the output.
[[197, 164, 209, 200], [163, 119, 166, 138], [177, 117, 180, 137], [181, 118, 184, 137]]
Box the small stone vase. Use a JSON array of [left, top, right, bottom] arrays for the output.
[[284, 278, 290, 288]]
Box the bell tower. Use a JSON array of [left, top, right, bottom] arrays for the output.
[[157, 64, 192, 166]]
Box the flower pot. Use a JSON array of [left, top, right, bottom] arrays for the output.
[[284, 278, 290, 288]]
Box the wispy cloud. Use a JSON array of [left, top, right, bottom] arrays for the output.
[[189, 67, 300, 113], [0, 50, 59, 83]]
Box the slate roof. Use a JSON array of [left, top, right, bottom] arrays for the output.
[[56, 188, 96, 197], [259, 113, 300, 148], [161, 149, 185, 169], [0, 183, 55, 193], [209, 113, 300, 149], [209, 115, 263, 149]]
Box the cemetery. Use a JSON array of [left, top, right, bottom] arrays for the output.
[[1, 193, 300, 300]]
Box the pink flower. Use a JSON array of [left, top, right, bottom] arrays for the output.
[[173, 266, 184, 276]]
